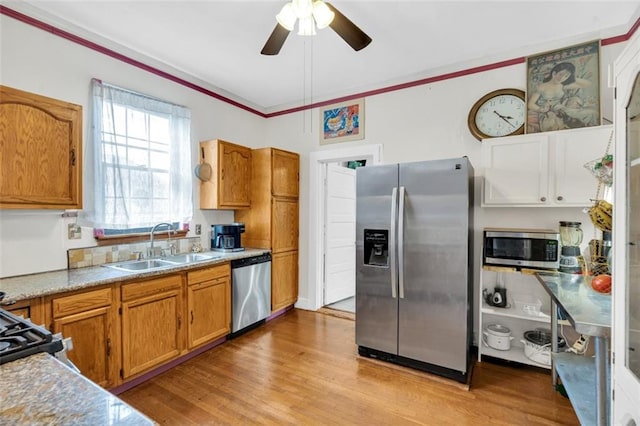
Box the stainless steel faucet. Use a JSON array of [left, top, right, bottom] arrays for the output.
[[149, 222, 175, 258]]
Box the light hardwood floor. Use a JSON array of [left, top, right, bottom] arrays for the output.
[[119, 309, 579, 425]]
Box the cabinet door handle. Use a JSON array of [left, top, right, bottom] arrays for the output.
[[191, 311, 194, 324], [106, 338, 111, 357], [540, 197, 547, 202], [178, 315, 182, 330], [70, 148, 76, 166], [557, 196, 564, 201]]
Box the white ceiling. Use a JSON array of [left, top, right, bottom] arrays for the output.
[[6, 1, 640, 114]]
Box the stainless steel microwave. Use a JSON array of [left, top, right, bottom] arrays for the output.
[[483, 228, 560, 270]]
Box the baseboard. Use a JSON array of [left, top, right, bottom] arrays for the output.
[[294, 297, 314, 311], [317, 307, 355, 321]]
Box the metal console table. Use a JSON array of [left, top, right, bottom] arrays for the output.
[[535, 272, 612, 426]]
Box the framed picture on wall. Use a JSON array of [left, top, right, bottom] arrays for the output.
[[526, 40, 601, 134], [320, 98, 365, 144]]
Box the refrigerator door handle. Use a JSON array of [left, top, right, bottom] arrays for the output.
[[390, 187, 398, 299], [398, 186, 406, 299]]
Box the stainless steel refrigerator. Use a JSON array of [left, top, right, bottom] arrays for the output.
[[355, 157, 474, 383]]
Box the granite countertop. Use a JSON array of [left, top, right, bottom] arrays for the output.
[[0, 249, 270, 303], [0, 353, 155, 425]]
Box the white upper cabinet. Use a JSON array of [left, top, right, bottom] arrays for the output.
[[482, 125, 612, 207]]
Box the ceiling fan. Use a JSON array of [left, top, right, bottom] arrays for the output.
[[261, 0, 372, 55]]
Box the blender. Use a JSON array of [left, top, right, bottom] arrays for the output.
[[559, 221, 585, 274]]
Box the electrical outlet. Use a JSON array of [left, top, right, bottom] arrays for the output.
[[68, 223, 82, 240], [195, 224, 201, 235]]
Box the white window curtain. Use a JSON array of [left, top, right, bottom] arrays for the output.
[[90, 79, 193, 229]]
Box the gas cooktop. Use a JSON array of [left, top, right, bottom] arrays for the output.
[[0, 308, 63, 365]]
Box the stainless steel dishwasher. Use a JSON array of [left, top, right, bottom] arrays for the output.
[[230, 253, 271, 336]]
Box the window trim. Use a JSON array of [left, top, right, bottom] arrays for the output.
[[95, 229, 188, 246]]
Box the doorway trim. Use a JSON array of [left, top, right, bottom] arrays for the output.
[[305, 144, 383, 311]]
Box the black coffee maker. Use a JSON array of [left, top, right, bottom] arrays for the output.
[[211, 223, 245, 252]]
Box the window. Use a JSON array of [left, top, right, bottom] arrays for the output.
[[90, 79, 192, 232]]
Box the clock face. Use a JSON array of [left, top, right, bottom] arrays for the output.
[[474, 94, 525, 138], [467, 89, 526, 141]]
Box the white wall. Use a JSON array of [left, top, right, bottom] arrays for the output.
[[0, 8, 628, 342]]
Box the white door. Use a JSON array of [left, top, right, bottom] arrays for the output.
[[613, 28, 640, 425], [324, 164, 356, 305]]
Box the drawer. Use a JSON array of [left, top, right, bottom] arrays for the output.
[[122, 274, 183, 301], [52, 287, 113, 318], [188, 263, 230, 285]]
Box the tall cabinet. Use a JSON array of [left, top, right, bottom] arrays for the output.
[[236, 148, 299, 312]]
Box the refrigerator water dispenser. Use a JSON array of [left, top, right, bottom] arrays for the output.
[[364, 229, 389, 267]]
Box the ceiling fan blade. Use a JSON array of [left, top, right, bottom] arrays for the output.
[[261, 24, 290, 55], [326, 2, 372, 51]]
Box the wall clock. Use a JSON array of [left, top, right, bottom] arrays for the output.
[[467, 88, 526, 141]]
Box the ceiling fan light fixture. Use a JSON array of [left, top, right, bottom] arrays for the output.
[[263, 0, 371, 55], [291, 0, 313, 19], [276, 3, 296, 31], [312, 1, 334, 29], [298, 15, 317, 36]]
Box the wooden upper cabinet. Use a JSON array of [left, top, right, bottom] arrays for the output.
[[199, 139, 251, 209], [272, 149, 299, 198], [0, 85, 82, 209]]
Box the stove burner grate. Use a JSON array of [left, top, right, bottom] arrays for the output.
[[0, 308, 63, 364]]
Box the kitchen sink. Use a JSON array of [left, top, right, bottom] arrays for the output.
[[103, 253, 221, 272], [103, 259, 180, 272], [162, 253, 220, 263]]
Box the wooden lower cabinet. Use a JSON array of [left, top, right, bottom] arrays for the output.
[[36, 262, 234, 389], [272, 250, 298, 312], [47, 287, 117, 388], [3, 297, 44, 325], [187, 264, 231, 349], [121, 274, 183, 379]]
